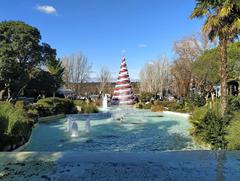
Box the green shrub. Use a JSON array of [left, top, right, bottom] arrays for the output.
[[15, 101, 26, 110], [227, 96, 240, 111], [157, 101, 189, 113], [0, 133, 23, 150], [189, 94, 206, 107], [74, 100, 98, 113], [226, 112, 240, 150], [151, 104, 164, 112], [140, 92, 154, 103], [190, 105, 229, 149], [0, 101, 32, 139], [0, 113, 8, 134], [134, 103, 143, 109], [142, 103, 152, 109], [34, 97, 77, 117]]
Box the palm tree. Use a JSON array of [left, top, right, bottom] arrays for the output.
[[191, 0, 240, 116], [46, 58, 64, 97]]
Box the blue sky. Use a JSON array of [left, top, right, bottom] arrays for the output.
[[0, 0, 203, 80]]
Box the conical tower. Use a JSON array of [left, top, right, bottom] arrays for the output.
[[112, 57, 134, 105]]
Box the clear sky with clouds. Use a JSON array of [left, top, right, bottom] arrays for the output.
[[0, 0, 203, 80]]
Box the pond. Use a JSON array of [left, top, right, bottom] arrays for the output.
[[24, 108, 201, 152]]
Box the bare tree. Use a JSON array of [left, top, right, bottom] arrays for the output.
[[97, 66, 112, 94], [61, 52, 92, 95], [170, 33, 216, 97], [61, 56, 71, 89], [140, 56, 170, 96]]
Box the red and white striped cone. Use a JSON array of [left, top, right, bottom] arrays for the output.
[[112, 57, 134, 105]]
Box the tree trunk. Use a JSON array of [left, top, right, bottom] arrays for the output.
[[219, 38, 228, 116]]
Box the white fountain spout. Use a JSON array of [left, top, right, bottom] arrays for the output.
[[85, 119, 91, 133], [70, 121, 79, 137], [102, 94, 108, 110], [67, 118, 73, 132]]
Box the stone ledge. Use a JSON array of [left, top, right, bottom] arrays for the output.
[[0, 151, 239, 180], [38, 114, 66, 123]]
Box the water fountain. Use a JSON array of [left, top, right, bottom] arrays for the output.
[[85, 119, 91, 133], [67, 118, 73, 132], [70, 121, 79, 137], [102, 94, 108, 111], [112, 110, 125, 121]]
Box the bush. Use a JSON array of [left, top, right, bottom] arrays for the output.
[[151, 104, 164, 112], [74, 100, 98, 114], [15, 101, 26, 110], [0, 113, 8, 134], [134, 103, 143, 109], [158, 101, 189, 113], [0, 133, 23, 150], [0, 101, 33, 139], [189, 94, 206, 107], [140, 92, 154, 103], [226, 112, 240, 150], [190, 105, 229, 149], [34, 97, 77, 117], [227, 96, 240, 111]]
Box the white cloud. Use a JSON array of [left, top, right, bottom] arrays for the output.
[[138, 44, 147, 48], [36, 5, 57, 15]]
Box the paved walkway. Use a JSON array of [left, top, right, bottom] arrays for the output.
[[0, 151, 240, 180]]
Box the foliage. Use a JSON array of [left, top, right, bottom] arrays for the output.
[[139, 92, 154, 103], [45, 43, 64, 96], [171, 35, 206, 97], [226, 112, 240, 150], [0, 133, 23, 150], [191, 0, 240, 115], [74, 100, 98, 114], [192, 48, 220, 90], [193, 42, 240, 85], [34, 97, 77, 117], [15, 101, 26, 110], [158, 101, 189, 113], [0, 21, 42, 100], [190, 104, 229, 149], [0, 101, 32, 139], [151, 104, 164, 112], [227, 96, 240, 111], [0, 113, 8, 134], [227, 42, 240, 79], [189, 94, 206, 107], [135, 102, 152, 110], [190, 0, 240, 41], [24, 69, 57, 97], [0, 21, 62, 100]]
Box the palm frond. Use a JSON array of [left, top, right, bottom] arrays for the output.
[[219, 3, 233, 17], [202, 15, 220, 32]]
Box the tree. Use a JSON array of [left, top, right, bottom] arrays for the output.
[[0, 21, 43, 100], [44, 43, 64, 97], [192, 42, 240, 95], [97, 66, 112, 94], [171, 34, 212, 97], [61, 53, 92, 95], [140, 56, 170, 96], [192, 48, 220, 95], [24, 69, 56, 97], [191, 0, 240, 115]]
